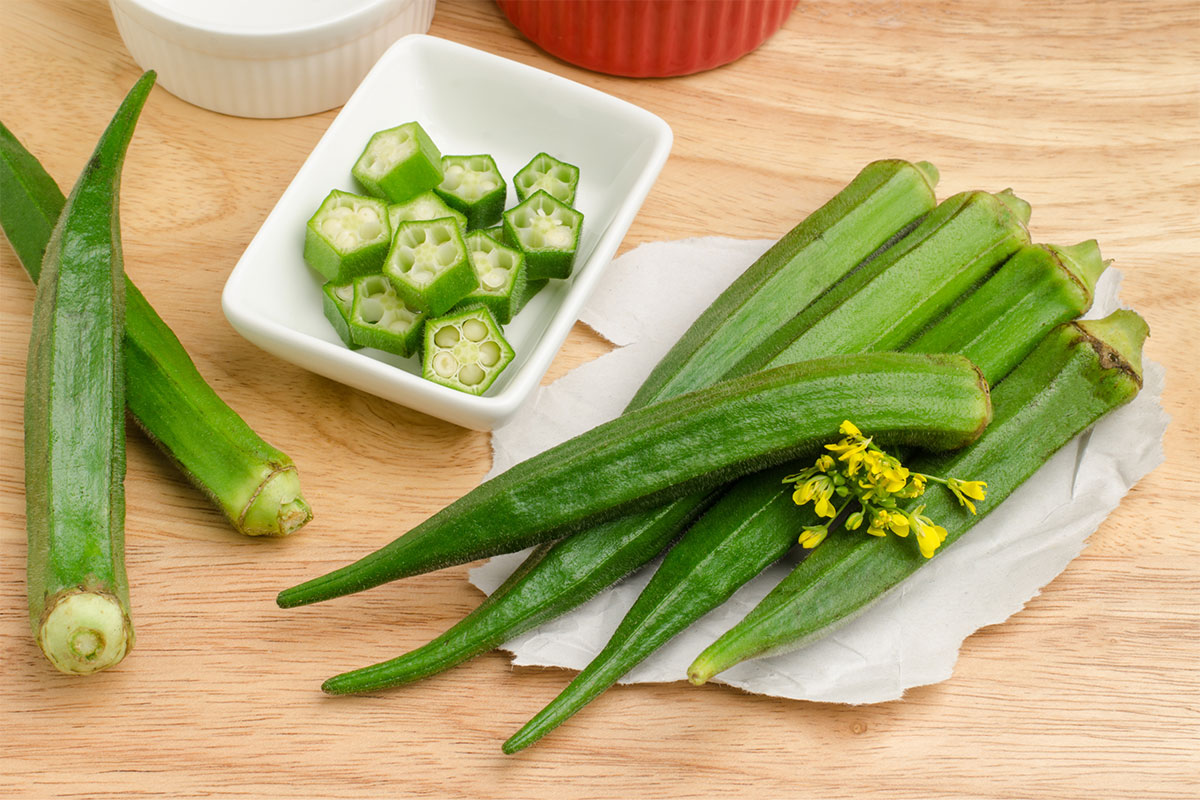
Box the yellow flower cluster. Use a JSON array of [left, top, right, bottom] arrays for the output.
[[782, 421, 988, 559]]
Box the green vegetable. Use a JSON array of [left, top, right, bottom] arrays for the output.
[[278, 352, 992, 608], [458, 231, 527, 324], [687, 310, 1147, 685], [304, 190, 390, 282], [514, 152, 579, 205], [502, 190, 584, 280], [24, 73, 153, 674], [383, 217, 475, 316], [352, 122, 443, 203], [349, 274, 426, 357], [501, 236, 1105, 751], [435, 154, 507, 230], [422, 305, 515, 394], [321, 280, 361, 350], [1, 104, 311, 540], [388, 190, 468, 234]]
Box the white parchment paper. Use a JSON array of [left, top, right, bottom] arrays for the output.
[[471, 237, 1168, 704]]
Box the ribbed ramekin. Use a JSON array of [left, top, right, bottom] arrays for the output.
[[496, 0, 794, 78], [108, 0, 436, 118]]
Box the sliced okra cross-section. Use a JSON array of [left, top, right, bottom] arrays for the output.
[[349, 274, 426, 358], [502, 190, 584, 280], [321, 281, 362, 350], [304, 190, 391, 282], [388, 190, 468, 235], [458, 231, 527, 325], [434, 154, 507, 230], [383, 218, 476, 316], [422, 306, 515, 395], [352, 121, 443, 203], [514, 152, 580, 205]]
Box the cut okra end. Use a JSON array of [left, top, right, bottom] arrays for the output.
[[435, 154, 507, 230], [350, 273, 427, 358], [458, 231, 527, 325], [322, 281, 362, 350], [304, 190, 390, 282], [502, 190, 584, 281], [352, 121, 444, 203], [384, 218, 477, 316], [514, 152, 580, 205], [422, 306, 515, 395], [388, 191, 467, 236]]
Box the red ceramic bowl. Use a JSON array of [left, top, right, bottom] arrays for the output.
[[496, 0, 795, 78]]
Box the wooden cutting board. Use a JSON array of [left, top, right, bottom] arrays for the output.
[[2, 1, 1196, 797]]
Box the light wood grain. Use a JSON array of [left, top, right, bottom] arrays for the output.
[[2, 1, 1197, 797]]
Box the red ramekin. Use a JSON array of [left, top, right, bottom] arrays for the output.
[[496, 0, 796, 78]]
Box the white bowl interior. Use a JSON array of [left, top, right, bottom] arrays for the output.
[[224, 34, 670, 429]]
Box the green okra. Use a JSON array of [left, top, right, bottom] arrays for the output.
[[514, 152, 580, 205], [388, 190, 467, 235], [25, 73, 154, 675], [304, 190, 391, 283], [1, 105, 312, 541], [278, 352, 992, 608], [502, 190, 584, 280], [281, 160, 942, 613], [352, 122, 443, 203], [435, 154, 507, 230], [422, 305, 514, 395], [457, 230, 527, 325], [687, 310, 1148, 685], [383, 217, 476, 316], [349, 274, 426, 358], [501, 236, 1106, 751], [322, 281, 361, 350]]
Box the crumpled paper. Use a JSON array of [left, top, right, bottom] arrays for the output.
[[471, 237, 1168, 703]]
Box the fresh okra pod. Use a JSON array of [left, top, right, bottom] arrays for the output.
[[459, 231, 527, 325], [514, 152, 580, 205], [352, 121, 443, 203], [687, 310, 1148, 685], [304, 190, 391, 282], [383, 217, 476, 316], [422, 306, 515, 395], [502, 190, 584, 280], [435, 154, 507, 230]]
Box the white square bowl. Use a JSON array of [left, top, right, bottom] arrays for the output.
[[222, 34, 672, 430]]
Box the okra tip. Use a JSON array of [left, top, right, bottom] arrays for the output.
[[37, 590, 132, 675], [1051, 239, 1107, 293], [993, 188, 1032, 225], [238, 466, 312, 537], [1074, 309, 1149, 385], [914, 160, 940, 189]]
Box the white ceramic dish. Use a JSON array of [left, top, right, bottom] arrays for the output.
[[222, 34, 673, 430], [109, 0, 436, 119]]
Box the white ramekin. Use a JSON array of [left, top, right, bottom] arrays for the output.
[[108, 0, 436, 118]]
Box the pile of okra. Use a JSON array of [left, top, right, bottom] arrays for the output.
[[305, 120, 584, 395]]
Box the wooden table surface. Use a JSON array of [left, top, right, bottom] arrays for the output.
[[2, 1, 1196, 797]]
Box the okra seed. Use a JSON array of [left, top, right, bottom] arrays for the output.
[[335, 231, 358, 250], [360, 298, 384, 324], [462, 319, 488, 341], [434, 325, 460, 347], [411, 267, 435, 284], [359, 221, 382, 240], [459, 364, 484, 386], [546, 226, 573, 248], [436, 242, 459, 266], [334, 284, 354, 302], [433, 351, 458, 377], [482, 269, 507, 290], [479, 341, 502, 366]]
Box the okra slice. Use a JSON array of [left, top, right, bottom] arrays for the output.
[[422, 306, 515, 395], [304, 190, 390, 282], [388, 190, 467, 235], [502, 190, 584, 280], [384, 218, 477, 316], [352, 122, 443, 203], [514, 152, 580, 205], [349, 274, 426, 357], [458, 231, 527, 325], [321, 280, 361, 350], [434, 154, 507, 230]]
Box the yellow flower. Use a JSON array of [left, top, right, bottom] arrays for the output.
[[798, 525, 829, 549], [815, 454, 835, 472], [946, 477, 988, 515], [839, 420, 862, 437], [845, 510, 864, 531], [907, 506, 948, 558]]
